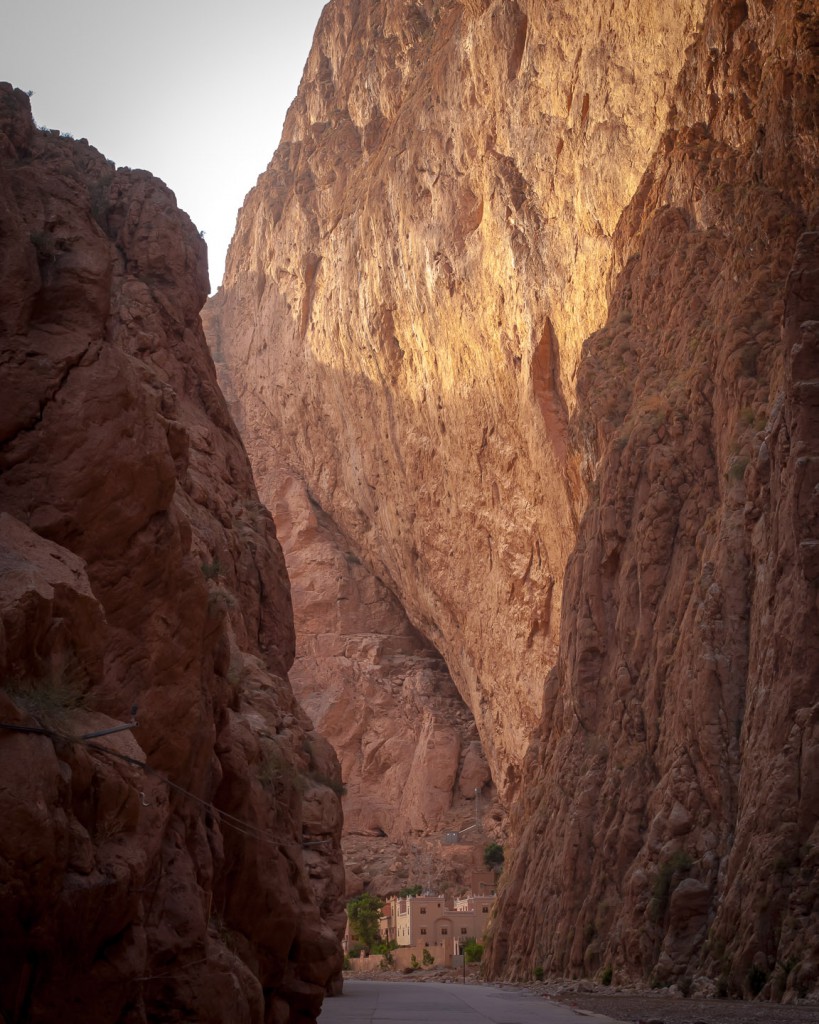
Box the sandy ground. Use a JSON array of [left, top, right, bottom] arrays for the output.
[[342, 968, 819, 1023]]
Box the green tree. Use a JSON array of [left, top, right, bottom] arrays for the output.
[[398, 884, 423, 897], [484, 842, 504, 872], [346, 893, 384, 950], [463, 938, 483, 963]]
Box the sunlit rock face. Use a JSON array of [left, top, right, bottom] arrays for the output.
[[206, 0, 707, 802], [0, 84, 344, 1024], [206, 0, 818, 996]]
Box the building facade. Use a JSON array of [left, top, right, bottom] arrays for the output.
[[379, 893, 495, 958]]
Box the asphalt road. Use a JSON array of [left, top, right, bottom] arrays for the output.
[[318, 980, 625, 1023]]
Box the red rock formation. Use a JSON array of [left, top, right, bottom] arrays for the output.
[[263, 468, 505, 895], [485, 0, 819, 997], [207, 0, 818, 998], [209, 0, 711, 798], [0, 85, 344, 1023]]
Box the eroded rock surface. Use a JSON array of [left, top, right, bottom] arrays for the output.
[[207, 0, 817, 998], [206, 445, 507, 895], [485, 0, 819, 997], [0, 85, 344, 1024], [206, 0, 712, 799]]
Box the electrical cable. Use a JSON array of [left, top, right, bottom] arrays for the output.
[[0, 720, 338, 852]]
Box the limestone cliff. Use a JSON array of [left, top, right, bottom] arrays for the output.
[[0, 85, 344, 1023], [207, 0, 817, 999]]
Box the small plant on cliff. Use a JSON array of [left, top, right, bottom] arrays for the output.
[[207, 586, 236, 611], [601, 965, 613, 986], [484, 842, 505, 872], [398, 884, 423, 897], [93, 813, 126, 844], [6, 670, 88, 724], [649, 850, 693, 922], [748, 964, 768, 997], [257, 748, 304, 796], [533, 966, 544, 981], [211, 912, 243, 954], [88, 173, 114, 230], [727, 456, 749, 482], [201, 558, 223, 579], [29, 230, 58, 261], [422, 947, 435, 966]]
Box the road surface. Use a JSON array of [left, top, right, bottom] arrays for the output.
[[318, 980, 625, 1023]]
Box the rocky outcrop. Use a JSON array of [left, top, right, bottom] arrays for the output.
[[207, 0, 818, 998], [0, 85, 344, 1023]]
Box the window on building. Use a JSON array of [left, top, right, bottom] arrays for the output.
[[420, 907, 426, 914], [441, 928, 448, 935], [482, 906, 489, 913], [460, 928, 467, 934]]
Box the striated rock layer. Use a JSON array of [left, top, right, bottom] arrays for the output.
[[208, 0, 818, 996], [0, 85, 344, 1023], [487, 0, 819, 997]]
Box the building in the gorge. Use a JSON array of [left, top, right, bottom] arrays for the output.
[[379, 893, 495, 957]]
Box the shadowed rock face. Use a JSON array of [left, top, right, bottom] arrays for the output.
[[485, 0, 819, 995], [0, 85, 344, 1024], [207, 0, 818, 998], [261, 468, 506, 897]]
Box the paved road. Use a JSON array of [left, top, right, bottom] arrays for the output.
[[318, 980, 625, 1023]]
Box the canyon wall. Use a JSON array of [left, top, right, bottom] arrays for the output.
[[207, 0, 711, 803], [260, 469, 504, 897], [487, 0, 819, 997], [208, 0, 818, 996], [0, 85, 344, 1024]]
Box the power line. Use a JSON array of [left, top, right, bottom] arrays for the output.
[[0, 720, 338, 853]]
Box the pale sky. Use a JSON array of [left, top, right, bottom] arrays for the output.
[[1, 0, 327, 291]]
